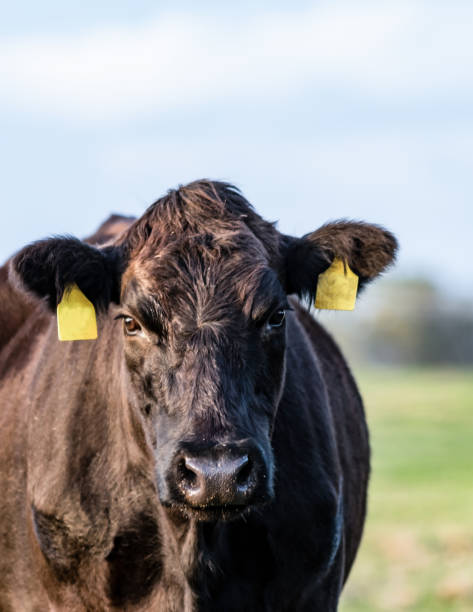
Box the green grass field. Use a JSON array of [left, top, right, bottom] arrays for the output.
[[340, 368, 473, 612]]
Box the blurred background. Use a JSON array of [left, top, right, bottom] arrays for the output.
[[1, 1, 472, 609]]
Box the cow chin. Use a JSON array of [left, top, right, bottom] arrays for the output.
[[164, 494, 273, 524]]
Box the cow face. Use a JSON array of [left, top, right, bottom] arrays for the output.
[[11, 180, 397, 522], [115, 189, 290, 521], [117, 260, 287, 521]]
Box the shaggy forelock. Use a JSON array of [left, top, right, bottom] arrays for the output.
[[118, 179, 280, 262], [118, 180, 283, 335]]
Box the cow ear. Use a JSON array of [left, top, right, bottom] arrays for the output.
[[282, 221, 398, 301], [9, 237, 124, 311]]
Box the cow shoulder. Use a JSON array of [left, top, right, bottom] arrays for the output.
[[84, 214, 135, 247], [0, 261, 36, 353], [292, 301, 369, 581]]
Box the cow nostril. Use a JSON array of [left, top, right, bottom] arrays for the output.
[[174, 450, 261, 508], [178, 458, 199, 489], [236, 455, 252, 487]]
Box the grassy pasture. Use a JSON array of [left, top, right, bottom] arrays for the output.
[[340, 368, 473, 612]]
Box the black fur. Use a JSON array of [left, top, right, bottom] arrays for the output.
[[12, 238, 124, 310], [282, 221, 398, 303]]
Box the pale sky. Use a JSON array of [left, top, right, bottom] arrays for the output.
[[1, 1, 472, 297]]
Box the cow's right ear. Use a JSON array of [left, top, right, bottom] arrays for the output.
[[9, 237, 124, 311]]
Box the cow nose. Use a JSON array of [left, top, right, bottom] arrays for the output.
[[177, 451, 256, 507]]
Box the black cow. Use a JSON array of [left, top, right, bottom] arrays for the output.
[[0, 180, 397, 611]]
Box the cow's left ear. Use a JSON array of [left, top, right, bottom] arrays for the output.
[[282, 221, 398, 300], [9, 237, 124, 311]]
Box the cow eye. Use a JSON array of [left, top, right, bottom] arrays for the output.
[[123, 316, 142, 336], [267, 309, 286, 329]]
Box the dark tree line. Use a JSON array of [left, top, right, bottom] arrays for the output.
[[322, 279, 473, 365]]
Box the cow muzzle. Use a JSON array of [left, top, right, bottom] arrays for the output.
[[169, 441, 272, 519]]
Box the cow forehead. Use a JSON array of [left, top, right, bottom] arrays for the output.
[[121, 229, 283, 325]]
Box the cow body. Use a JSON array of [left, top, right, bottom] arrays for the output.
[[0, 181, 396, 611]]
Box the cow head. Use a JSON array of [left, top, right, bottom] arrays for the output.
[[11, 180, 397, 522]]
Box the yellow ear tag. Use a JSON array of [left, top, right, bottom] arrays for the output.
[[57, 284, 97, 341], [315, 258, 359, 311]]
